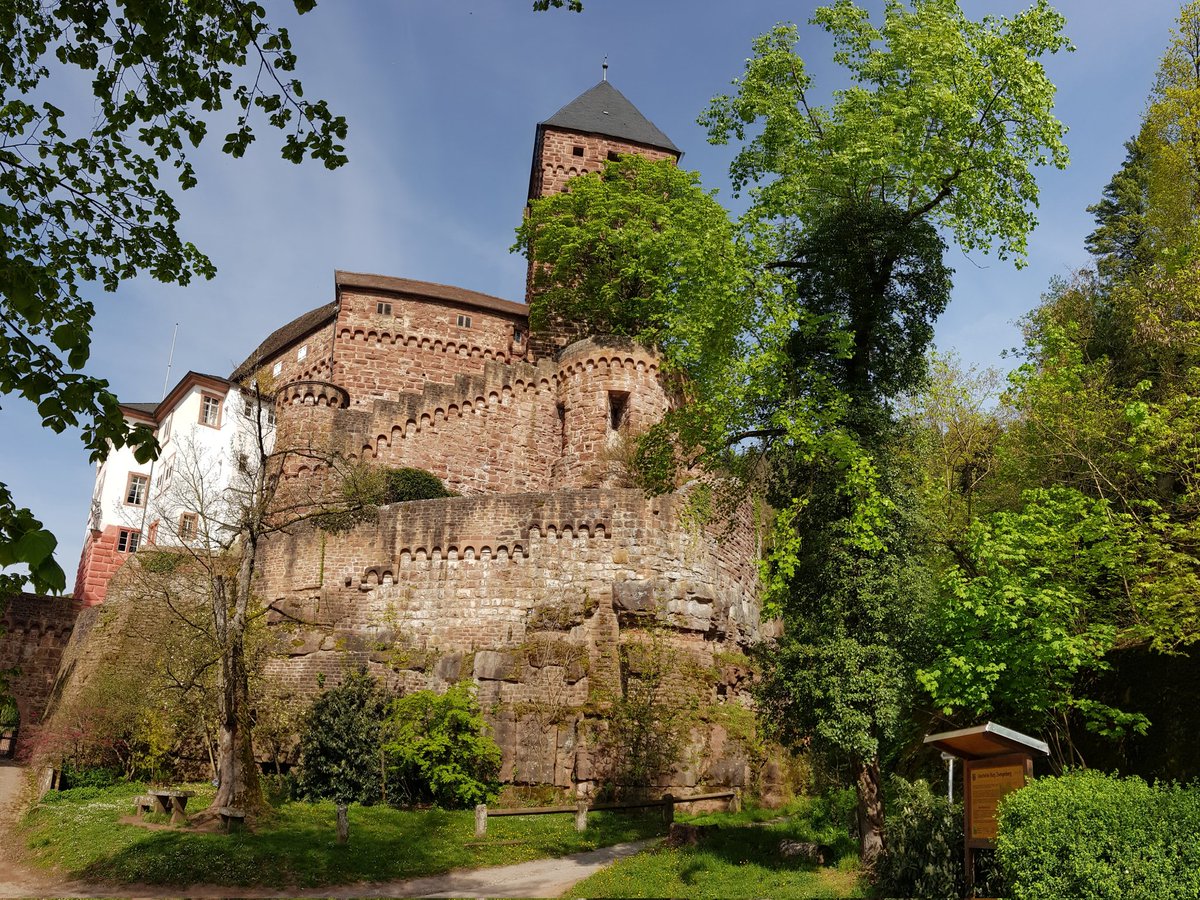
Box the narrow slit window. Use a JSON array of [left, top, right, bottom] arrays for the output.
[[457, 314, 471, 328], [608, 391, 629, 431], [557, 403, 567, 451]]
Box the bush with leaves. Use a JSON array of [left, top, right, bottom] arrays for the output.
[[997, 771, 1200, 900], [296, 669, 388, 805], [383, 468, 455, 503], [383, 683, 501, 808], [874, 776, 964, 900]]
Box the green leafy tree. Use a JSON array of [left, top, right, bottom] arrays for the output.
[[919, 488, 1148, 769], [1004, 272, 1200, 654], [297, 669, 389, 806], [758, 444, 933, 867], [0, 1, 349, 595], [514, 154, 754, 384], [1086, 132, 1155, 283], [384, 683, 501, 808], [1142, 0, 1200, 253], [691, 0, 1070, 869], [701, 0, 1070, 264], [779, 200, 953, 423], [901, 350, 1012, 556]]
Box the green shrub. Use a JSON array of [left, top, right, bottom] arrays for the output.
[[997, 770, 1200, 900], [874, 776, 963, 900], [59, 762, 121, 790], [296, 669, 388, 805], [383, 467, 454, 503], [384, 682, 501, 808]]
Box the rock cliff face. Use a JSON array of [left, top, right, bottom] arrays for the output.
[[257, 486, 768, 796]]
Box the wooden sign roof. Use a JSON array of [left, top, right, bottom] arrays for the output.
[[923, 722, 1049, 760]]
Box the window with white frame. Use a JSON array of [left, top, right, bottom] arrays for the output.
[[160, 414, 172, 444], [377, 301, 393, 316], [297, 345, 308, 362], [117, 529, 140, 553], [240, 394, 276, 427], [158, 457, 174, 494], [179, 513, 198, 542], [457, 314, 471, 328], [200, 394, 222, 427], [125, 473, 149, 506], [273, 361, 283, 377]]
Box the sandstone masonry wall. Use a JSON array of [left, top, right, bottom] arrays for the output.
[[554, 338, 674, 488], [0, 595, 82, 751], [72, 525, 134, 606], [256, 487, 762, 793], [533, 128, 677, 198], [334, 288, 529, 406], [278, 337, 676, 497], [251, 320, 337, 388]]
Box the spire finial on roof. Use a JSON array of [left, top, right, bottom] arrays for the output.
[[602, 56, 608, 82]]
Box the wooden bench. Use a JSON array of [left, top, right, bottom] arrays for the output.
[[147, 789, 196, 825], [218, 806, 246, 833]]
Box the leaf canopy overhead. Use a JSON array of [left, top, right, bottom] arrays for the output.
[[701, 0, 1071, 264]]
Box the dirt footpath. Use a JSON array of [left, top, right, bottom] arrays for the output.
[[0, 762, 651, 898], [0, 760, 59, 897]]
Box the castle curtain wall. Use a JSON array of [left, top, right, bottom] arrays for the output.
[[333, 287, 527, 405]]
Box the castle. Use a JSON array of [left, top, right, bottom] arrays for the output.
[[4, 80, 773, 797]]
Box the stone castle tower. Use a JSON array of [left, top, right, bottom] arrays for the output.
[[524, 79, 681, 358], [13, 79, 774, 800]]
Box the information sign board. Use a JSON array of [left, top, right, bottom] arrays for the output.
[[963, 754, 1032, 849]]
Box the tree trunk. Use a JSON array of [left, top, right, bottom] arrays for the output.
[[854, 754, 886, 872], [210, 571, 263, 814]]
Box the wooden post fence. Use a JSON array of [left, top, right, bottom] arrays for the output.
[[471, 790, 735, 838]]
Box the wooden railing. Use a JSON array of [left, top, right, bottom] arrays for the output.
[[473, 790, 739, 837]]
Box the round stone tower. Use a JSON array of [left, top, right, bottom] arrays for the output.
[[553, 336, 672, 488]]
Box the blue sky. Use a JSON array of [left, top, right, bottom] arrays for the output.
[[0, 1, 1187, 588]]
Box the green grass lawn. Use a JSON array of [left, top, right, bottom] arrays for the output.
[[22, 782, 663, 888], [569, 799, 865, 899]]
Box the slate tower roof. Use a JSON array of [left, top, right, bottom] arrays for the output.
[[540, 80, 679, 154]]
